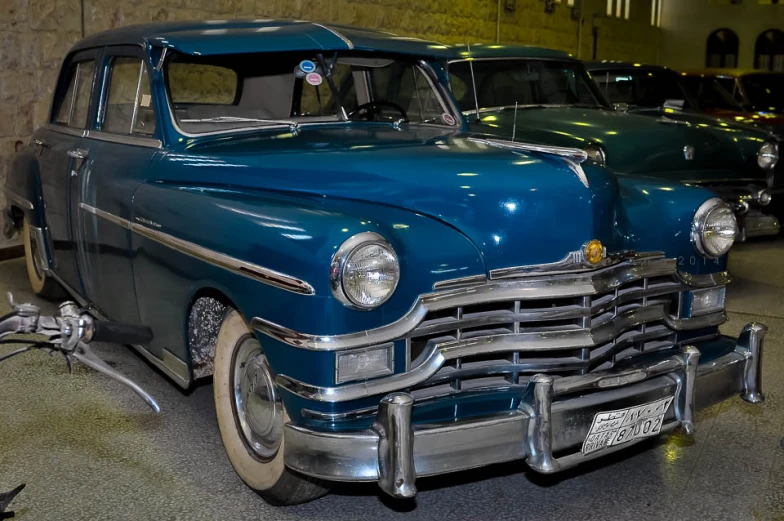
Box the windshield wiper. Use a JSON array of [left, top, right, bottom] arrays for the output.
[[180, 116, 300, 132]]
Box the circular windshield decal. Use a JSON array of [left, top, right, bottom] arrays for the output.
[[299, 60, 316, 73], [442, 113, 456, 125], [306, 73, 323, 86]]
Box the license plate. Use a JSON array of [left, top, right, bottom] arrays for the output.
[[581, 396, 674, 455]]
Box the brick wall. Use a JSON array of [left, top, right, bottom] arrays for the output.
[[0, 0, 660, 247]]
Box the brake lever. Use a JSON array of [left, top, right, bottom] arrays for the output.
[[70, 341, 161, 413]]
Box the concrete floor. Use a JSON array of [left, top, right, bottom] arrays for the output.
[[1, 242, 783, 521]]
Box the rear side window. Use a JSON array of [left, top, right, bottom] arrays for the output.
[[168, 63, 238, 104], [103, 57, 156, 136], [54, 60, 95, 128]]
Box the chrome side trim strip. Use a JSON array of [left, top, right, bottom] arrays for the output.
[[85, 130, 162, 149], [80, 202, 130, 228], [316, 23, 355, 49], [80, 203, 315, 295], [46, 124, 162, 148], [4, 188, 34, 210], [274, 305, 726, 403], [131, 223, 315, 295]]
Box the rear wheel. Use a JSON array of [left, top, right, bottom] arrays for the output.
[[213, 309, 330, 505], [22, 218, 62, 299]]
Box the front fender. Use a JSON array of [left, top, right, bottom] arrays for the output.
[[131, 182, 485, 387], [618, 176, 727, 274]]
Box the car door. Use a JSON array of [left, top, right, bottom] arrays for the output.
[[38, 49, 99, 295], [75, 46, 161, 324]]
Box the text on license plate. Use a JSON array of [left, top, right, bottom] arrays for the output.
[[581, 396, 674, 455]]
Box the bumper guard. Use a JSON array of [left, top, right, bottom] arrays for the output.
[[284, 323, 766, 498]]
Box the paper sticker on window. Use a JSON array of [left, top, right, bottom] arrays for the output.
[[306, 72, 323, 86], [140, 94, 152, 108]]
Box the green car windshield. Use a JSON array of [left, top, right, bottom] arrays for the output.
[[448, 59, 609, 113], [591, 68, 697, 110], [741, 73, 784, 113], [679, 75, 745, 111]]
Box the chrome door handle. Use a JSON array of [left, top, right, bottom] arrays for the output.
[[67, 148, 89, 160]]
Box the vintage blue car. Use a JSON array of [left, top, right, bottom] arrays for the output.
[[444, 45, 781, 240], [3, 20, 766, 505]]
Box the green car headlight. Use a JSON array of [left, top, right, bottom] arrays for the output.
[[691, 198, 738, 258], [758, 141, 779, 170]]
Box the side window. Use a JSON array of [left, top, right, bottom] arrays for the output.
[[54, 60, 95, 128], [103, 57, 156, 136]]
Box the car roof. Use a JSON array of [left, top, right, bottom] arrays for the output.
[[70, 20, 453, 58], [583, 60, 675, 73], [446, 43, 574, 61], [680, 68, 782, 78]]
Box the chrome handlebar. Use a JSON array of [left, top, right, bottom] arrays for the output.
[[0, 293, 160, 413]]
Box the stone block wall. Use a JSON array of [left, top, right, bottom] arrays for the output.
[[0, 0, 660, 247]]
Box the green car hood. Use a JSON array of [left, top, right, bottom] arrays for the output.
[[467, 107, 766, 183]]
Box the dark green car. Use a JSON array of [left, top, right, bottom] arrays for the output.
[[443, 44, 780, 240]]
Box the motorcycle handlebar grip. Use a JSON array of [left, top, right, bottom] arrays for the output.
[[90, 321, 153, 345]]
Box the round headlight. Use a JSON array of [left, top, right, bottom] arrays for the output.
[[756, 188, 772, 206], [584, 144, 607, 165], [331, 232, 400, 310], [758, 141, 779, 170], [691, 198, 738, 258]]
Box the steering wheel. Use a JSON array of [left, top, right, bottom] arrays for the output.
[[347, 101, 409, 122]]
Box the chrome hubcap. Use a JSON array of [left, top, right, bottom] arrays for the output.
[[231, 337, 283, 460]]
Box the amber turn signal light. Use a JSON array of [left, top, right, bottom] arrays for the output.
[[584, 240, 605, 265]]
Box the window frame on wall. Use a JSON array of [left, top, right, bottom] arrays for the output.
[[651, 0, 663, 27], [754, 29, 784, 72], [97, 46, 157, 138], [705, 28, 740, 68], [606, 0, 630, 19], [51, 49, 100, 130]]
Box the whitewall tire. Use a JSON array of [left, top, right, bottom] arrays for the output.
[[213, 309, 329, 505], [22, 218, 61, 299]]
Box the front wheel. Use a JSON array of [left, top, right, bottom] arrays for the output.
[[213, 309, 330, 505], [22, 218, 62, 300]]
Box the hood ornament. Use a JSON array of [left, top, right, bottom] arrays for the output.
[[468, 137, 590, 187], [684, 145, 695, 160]]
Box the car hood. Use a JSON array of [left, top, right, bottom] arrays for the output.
[[164, 125, 633, 272], [468, 107, 766, 182]]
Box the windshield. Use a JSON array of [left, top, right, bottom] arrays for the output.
[[448, 59, 608, 113], [591, 69, 696, 110], [679, 76, 744, 111], [166, 51, 458, 134], [741, 73, 784, 112]]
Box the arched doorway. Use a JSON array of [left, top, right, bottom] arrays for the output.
[[755, 29, 784, 71], [706, 29, 739, 68]]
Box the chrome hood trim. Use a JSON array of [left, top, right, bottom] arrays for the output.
[[467, 137, 590, 187]]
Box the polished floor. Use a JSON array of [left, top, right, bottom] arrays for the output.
[[1, 241, 783, 521]]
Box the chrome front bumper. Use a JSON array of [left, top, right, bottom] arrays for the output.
[[283, 323, 766, 498], [742, 211, 780, 240]]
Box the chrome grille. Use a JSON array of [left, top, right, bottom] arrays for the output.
[[407, 271, 683, 395]]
